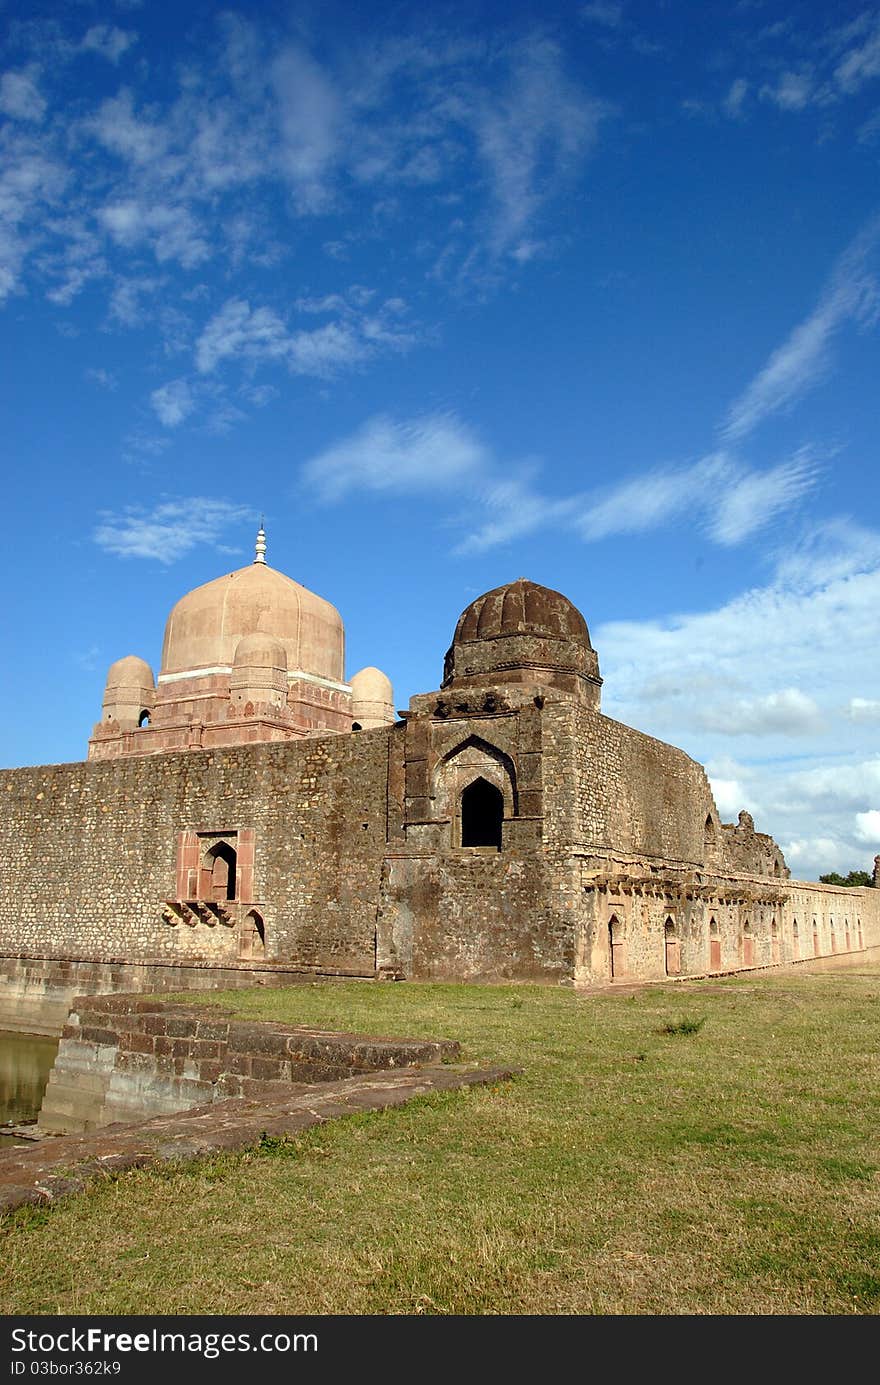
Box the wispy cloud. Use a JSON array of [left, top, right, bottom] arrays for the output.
[[722, 216, 880, 442], [708, 449, 821, 544], [467, 37, 606, 257], [302, 410, 820, 555], [722, 78, 749, 119], [302, 413, 491, 502], [86, 367, 117, 390], [93, 498, 254, 562], [834, 15, 880, 95]]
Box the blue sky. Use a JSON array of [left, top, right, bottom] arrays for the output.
[[2, 0, 879, 881]]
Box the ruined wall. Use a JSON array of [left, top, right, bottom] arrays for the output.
[[0, 730, 396, 977]]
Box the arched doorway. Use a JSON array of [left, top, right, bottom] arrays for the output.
[[664, 917, 681, 975], [742, 920, 754, 967], [709, 916, 721, 971], [771, 917, 780, 964], [792, 919, 800, 960], [609, 914, 625, 979], [461, 778, 504, 850]]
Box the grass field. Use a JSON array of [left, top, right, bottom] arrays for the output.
[[2, 965, 880, 1315]]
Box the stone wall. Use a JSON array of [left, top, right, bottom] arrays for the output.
[[38, 994, 459, 1134], [564, 707, 718, 865], [0, 729, 395, 976], [2, 703, 878, 996]]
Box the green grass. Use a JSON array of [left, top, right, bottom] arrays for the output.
[[2, 967, 880, 1315]]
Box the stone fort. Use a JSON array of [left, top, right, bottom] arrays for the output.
[[1, 528, 877, 1028]]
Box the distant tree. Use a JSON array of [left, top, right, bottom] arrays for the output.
[[819, 870, 873, 887]]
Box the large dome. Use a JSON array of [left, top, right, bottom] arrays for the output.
[[442, 577, 601, 705], [160, 562, 344, 683]]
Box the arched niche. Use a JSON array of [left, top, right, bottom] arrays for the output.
[[200, 840, 237, 901], [708, 914, 721, 970], [664, 915, 681, 976], [240, 909, 266, 960], [608, 913, 626, 980]]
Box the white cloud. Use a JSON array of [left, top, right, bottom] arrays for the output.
[[761, 70, 815, 111], [107, 274, 164, 326], [706, 773, 756, 819], [697, 689, 824, 737], [581, 2, 625, 28], [86, 368, 117, 390], [194, 294, 411, 379], [456, 447, 820, 554], [593, 533, 880, 879], [87, 91, 168, 166], [847, 698, 880, 722], [272, 47, 342, 213], [455, 474, 579, 554], [854, 810, 880, 845], [577, 454, 728, 543], [302, 413, 490, 502], [150, 378, 195, 427], [93, 498, 253, 563], [722, 215, 880, 442], [0, 67, 46, 123], [80, 26, 138, 65], [98, 200, 210, 268], [195, 298, 289, 373]]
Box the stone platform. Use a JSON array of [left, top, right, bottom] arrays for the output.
[[0, 1061, 517, 1214]]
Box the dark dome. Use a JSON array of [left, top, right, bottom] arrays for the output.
[[442, 578, 601, 706], [453, 579, 592, 648]]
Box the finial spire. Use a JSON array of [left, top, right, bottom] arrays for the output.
[[254, 519, 267, 565]]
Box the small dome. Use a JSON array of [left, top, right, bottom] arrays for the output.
[[453, 578, 592, 647], [443, 578, 600, 705], [350, 666, 392, 699], [233, 634, 288, 670], [105, 655, 155, 688]]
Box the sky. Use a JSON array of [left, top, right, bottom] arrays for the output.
[[1, 0, 879, 882]]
